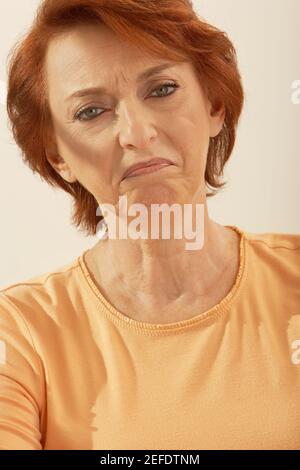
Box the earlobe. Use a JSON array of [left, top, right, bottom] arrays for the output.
[[209, 102, 226, 138], [45, 134, 77, 183], [59, 169, 77, 183], [49, 159, 77, 183]]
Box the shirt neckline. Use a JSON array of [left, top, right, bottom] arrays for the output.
[[77, 225, 248, 335]]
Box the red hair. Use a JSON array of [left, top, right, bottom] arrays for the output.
[[6, 0, 244, 236]]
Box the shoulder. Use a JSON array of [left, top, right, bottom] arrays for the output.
[[244, 230, 300, 251], [0, 254, 82, 326], [242, 228, 300, 281], [244, 229, 300, 260]]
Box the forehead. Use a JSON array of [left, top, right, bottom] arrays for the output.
[[46, 24, 141, 76], [45, 24, 191, 96]]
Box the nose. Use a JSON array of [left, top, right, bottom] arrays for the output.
[[116, 98, 158, 149]]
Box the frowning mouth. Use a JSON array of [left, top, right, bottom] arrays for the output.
[[122, 158, 175, 181], [125, 162, 173, 179]]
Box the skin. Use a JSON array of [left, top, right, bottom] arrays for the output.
[[45, 23, 240, 324]]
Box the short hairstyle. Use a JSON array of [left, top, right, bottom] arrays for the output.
[[6, 0, 244, 236]]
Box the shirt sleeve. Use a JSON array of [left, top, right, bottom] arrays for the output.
[[0, 293, 45, 450]]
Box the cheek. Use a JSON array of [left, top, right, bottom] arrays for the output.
[[175, 112, 210, 169], [57, 131, 114, 181], [175, 97, 210, 141], [76, 159, 115, 200]]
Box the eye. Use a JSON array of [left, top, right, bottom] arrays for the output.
[[73, 82, 179, 122], [150, 82, 180, 98], [74, 106, 105, 122]]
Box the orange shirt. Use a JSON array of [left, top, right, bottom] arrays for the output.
[[0, 225, 300, 450]]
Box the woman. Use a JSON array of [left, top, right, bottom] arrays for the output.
[[0, 0, 299, 450]]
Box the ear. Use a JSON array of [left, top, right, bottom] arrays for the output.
[[207, 99, 226, 138], [45, 132, 77, 184]]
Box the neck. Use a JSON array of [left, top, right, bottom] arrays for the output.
[[87, 201, 239, 314]]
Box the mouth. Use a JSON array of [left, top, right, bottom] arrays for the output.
[[124, 162, 173, 179], [122, 158, 175, 181]]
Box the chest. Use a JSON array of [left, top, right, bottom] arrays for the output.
[[42, 320, 300, 449]]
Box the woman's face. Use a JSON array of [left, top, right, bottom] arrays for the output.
[[45, 23, 225, 210]]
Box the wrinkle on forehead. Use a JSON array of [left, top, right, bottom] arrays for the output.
[[45, 24, 164, 102]]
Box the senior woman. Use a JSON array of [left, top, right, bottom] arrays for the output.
[[0, 0, 299, 451]]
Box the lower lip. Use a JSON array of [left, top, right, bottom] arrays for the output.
[[124, 163, 173, 179]]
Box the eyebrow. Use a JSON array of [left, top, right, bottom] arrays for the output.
[[65, 62, 178, 102]]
